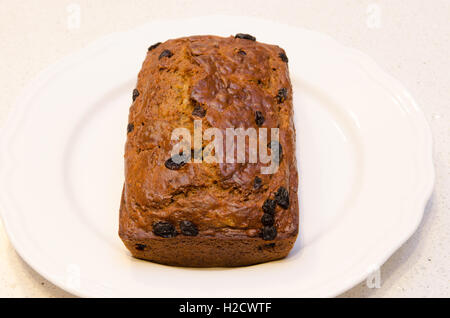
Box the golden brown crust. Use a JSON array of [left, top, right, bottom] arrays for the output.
[[119, 35, 298, 267]]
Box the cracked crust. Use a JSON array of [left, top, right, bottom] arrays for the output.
[[119, 35, 299, 267]]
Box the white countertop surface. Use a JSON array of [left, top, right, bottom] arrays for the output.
[[0, 0, 448, 298]]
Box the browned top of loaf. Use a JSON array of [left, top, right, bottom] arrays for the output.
[[122, 35, 298, 240]]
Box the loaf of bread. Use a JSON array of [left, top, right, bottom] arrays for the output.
[[119, 34, 298, 267]]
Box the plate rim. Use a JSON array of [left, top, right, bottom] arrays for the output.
[[0, 15, 435, 298]]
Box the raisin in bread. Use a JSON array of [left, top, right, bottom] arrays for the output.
[[119, 34, 298, 267]]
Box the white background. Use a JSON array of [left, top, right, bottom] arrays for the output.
[[0, 0, 448, 297]]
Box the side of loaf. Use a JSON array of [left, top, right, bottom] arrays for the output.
[[119, 34, 299, 267]]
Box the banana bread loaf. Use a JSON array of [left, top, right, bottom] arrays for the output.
[[119, 34, 299, 267]]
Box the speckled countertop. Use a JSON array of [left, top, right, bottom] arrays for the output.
[[0, 0, 448, 297]]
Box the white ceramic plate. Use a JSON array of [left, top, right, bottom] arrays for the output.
[[0, 16, 434, 297]]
